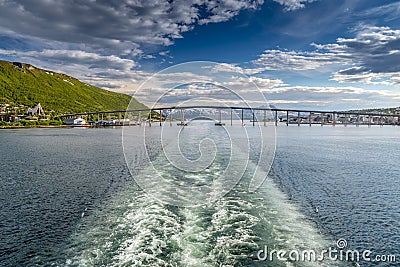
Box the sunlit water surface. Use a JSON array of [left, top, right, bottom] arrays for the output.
[[0, 123, 398, 266]]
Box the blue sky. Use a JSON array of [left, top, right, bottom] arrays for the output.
[[0, 0, 400, 110]]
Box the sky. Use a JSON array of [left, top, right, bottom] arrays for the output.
[[0, 0, 400, 110]]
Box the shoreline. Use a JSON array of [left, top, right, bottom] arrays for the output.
[[0, 125, 106, 129], [1, 123, 398, 129]]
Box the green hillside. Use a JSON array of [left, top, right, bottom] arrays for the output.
[[349, 107, 400, 114], [0, 60, 146, 114]]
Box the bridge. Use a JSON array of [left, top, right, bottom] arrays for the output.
[[59, 106, 400, 127]]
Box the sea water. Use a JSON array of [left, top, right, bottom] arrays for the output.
[[0, 123, 398, 266]]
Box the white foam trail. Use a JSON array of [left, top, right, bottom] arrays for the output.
[[243, 160, 345, 266], [65, 126, 345, 267], [170, 208, 213, 267], [66, 192, 183, 266]]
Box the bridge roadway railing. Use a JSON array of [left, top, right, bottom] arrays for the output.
[[59, 106, 400, 127]]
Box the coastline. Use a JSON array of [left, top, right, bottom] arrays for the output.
[[0, 125, 94, 129]]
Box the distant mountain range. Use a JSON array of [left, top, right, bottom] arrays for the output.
[[161, 104, 278, 120], [0, 60, 146, 114]]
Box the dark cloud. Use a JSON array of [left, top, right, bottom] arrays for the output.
[[0, 0, 266, 54], [336, 26, 400, 72], [330, 26, 400, 84], [263, 85, 400, 110], [0, 0, 316, 54], [336, 66, 368, 76], [0, 0, 272, 85], [0, 0, 319, 90], [253, 25, 400, 85]]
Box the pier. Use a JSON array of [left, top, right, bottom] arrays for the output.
[[59, 106, 400, 127]]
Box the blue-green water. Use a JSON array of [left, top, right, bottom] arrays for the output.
[[0, 124, 398, 266]]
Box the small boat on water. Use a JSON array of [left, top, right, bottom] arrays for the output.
[[215, 110, 225, 126], [177, 122, 188, 126]]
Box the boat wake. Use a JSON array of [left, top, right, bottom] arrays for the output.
[[63, 126, 344, 267]]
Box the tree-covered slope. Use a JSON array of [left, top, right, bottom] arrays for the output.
[[0, 60, 146, 114]]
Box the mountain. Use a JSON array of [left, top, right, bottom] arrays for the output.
[[161, 106, 276, 121], [0, 60, 146, 114], [257, 104, 277, 110]]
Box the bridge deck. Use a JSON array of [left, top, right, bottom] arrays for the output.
[[59, 105, 400, 127]]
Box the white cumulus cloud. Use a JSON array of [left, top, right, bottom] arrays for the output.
[[253, 25, 400, 86]]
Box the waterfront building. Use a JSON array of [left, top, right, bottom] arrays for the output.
[[63, 117, 87, 125]]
